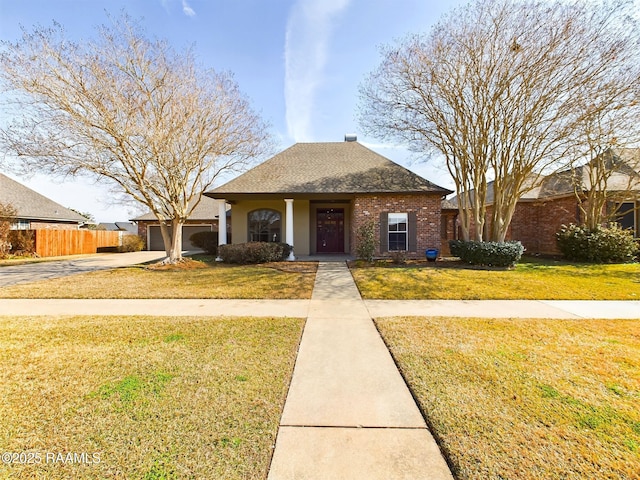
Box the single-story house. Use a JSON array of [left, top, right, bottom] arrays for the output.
[[445, 148, 640, 254], [206, 137, 452, 258], [132, 195, 227, 251], [0, 173, 87, 229]]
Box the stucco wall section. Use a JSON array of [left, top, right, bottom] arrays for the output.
[[228, 199, 311, 255], [137, 219, 221, 250]]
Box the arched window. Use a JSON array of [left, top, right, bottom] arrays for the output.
[[248, 209, 281, 242]]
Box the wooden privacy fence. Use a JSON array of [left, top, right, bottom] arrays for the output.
[[33, 230, 122, 257]]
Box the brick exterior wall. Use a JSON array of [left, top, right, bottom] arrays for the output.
[[352, 193, 443, 258], [440, 210, 458, 255], [29, 221, 79, 230], [505, 197, 578, 254], [447, 196, 581, 255]]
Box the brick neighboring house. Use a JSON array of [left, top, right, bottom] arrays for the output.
[[206, 138, 452, 258], [445, 149, 640, 255], [132, 195, 226, 251], [0, 173, 86, 229]]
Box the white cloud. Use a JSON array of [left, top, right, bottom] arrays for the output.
[[284, 0, 350, 142], [159, 0, 196, 17], [182, 0, 196, 17]]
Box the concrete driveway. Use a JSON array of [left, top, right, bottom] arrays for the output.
[[0, 251, 167, 287]]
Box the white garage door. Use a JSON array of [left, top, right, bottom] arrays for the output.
[[148, 225, 212, 251]]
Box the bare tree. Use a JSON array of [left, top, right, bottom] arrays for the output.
[[568, 77, 640, 230], [0, 202, 17, 257], [572, 148, 640, 231], [0, 14, 272, 263], [359, 0, 640, 242]]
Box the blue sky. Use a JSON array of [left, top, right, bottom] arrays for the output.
[[0, 0, 463, 222]]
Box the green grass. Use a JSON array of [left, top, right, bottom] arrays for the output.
[[0, 315, 304, 479], [376, 316, 640, 479], [0, 257, 317, 299], [351, 257, 640, 299]]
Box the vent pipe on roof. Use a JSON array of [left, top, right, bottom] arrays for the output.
[[344, 133, 357, 142]]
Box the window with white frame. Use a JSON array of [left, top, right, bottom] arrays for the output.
[[388, 213, 408, 250], [248, 209, 281, 242], [11, 219, 30, 230]]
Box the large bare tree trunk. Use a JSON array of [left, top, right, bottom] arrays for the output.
[[169, 219, 183, 263], [158, 222, 173, 260], [157, 218, 184, 263]]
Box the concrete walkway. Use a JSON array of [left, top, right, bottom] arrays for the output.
[[267, 262, 453, 480], [1, 298, 638, 318]]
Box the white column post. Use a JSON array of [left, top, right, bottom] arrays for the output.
[[216, 199, 227, 262], [284, 198, 295, 261]]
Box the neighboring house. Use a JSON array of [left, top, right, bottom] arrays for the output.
[[97, 222, 138, 234], [132, 195, 226, 251], [206, 137, 452, 258], [446, 149, 640, 255], [0, 173, 86, 229]]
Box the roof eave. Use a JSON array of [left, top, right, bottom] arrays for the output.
[[18, 215, 83, 223]]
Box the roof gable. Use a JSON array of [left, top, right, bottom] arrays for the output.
[[0, 173, 86, 223], [448, 148, 640, 207], [208, 142, 451, 195]]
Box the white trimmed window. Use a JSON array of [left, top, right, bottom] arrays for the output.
[[11, 219, 30, 230], [388, 213, 408, 250], [248, 209, 281, 242]]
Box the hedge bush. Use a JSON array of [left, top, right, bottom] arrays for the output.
[[218, 242, 292, 264], [189, 231, 219, 255], [118, 234, 145, 253], [356, 220, 376, 262], [449, 240, 524, 267], [8, 230, 35, 255], [556, 223, 638, 263]]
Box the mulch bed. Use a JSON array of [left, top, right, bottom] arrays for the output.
[[349, 258, 513, 271]]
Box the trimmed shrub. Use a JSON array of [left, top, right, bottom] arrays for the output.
[[219, 242, 292, 264], [390, 250, 407, 265], [8, 230, 35, 255], [356, 220, 377, 262], [118, 234, 145, 253], [556, 223, 638, 263], [189, 231, 219, 255], [449, 240, 524, 267]]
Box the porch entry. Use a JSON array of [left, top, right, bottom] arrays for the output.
[[316, 208, 345, 253]]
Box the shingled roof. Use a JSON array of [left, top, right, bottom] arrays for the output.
[[0, 173, 87, 223], [131, 195, 222, 221], [448, 148, 640, 207], [208, 142, 452, 195]]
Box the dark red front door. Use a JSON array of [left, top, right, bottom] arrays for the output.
[[316, 208, 345, 253]]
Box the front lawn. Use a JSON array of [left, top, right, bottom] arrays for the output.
[[0, 257, 317, 299], [0, 315, 304, 479], [351, 257, 640, 299], [377, 316, 640, 479]]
